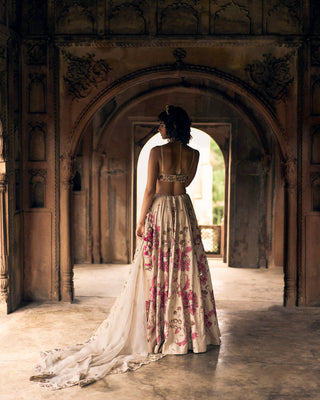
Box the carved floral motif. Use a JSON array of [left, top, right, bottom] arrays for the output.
[[26, 42, 47, 65], [62, 51, 111, 99], [245, 53, 294, 101], [214, 1, 251, 34]]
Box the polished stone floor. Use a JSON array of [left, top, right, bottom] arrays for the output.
[[1, 261, 320, 400]]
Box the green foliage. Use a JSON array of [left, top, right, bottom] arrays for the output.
[[210, 140, 225, 225]]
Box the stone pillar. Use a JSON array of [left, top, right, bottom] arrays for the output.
[[60, 152, 74, 301], [283, 156, 298, 306], [0, 172, 8, 314], [91, 152, 103, 263]]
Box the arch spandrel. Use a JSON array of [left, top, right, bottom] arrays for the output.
[[68, 66, 289, 162]]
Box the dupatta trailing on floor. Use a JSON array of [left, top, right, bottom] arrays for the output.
[[30, 193, 220, 390], [30, 239, 164, 390]]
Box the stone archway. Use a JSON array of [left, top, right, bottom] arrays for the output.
[[60, 67, 297, 306]]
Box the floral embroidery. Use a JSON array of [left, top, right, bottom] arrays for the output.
[[143, 194, 220, 354]]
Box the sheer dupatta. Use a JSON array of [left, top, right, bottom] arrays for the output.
[[30, 240, 164, 390]]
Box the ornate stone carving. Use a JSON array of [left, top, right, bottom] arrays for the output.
[[173, 47, 186, 67], [266, 0, 301, 34], [214, 1, 251, 34], [28, 168, 47, 179], [282, 154, 297, 189], [28, 122, 46, 161], [62, 51, 111, 99], [28, 73, 46, 113], [29, 169, 47, 208], [60, 151, 75, 186], [109, 3, 146, 35], [26, 42, 47, 65], [245, 53, 294, 101], [310, 172, 320, 185], [55, 0, 95, 33], [159, 3, 199, 34]]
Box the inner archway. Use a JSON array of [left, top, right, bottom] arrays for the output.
[[69, 69, 288, 303], [136, 128, 226, 257]]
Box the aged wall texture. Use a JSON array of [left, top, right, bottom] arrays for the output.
[[0, 0, 320, 312]]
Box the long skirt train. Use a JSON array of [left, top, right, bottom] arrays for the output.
[[30, 193, 220, 389]]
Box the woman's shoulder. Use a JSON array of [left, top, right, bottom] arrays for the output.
[[149, 145, 162, 157], [186, 145, 199, 156]]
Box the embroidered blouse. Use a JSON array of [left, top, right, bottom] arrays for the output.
[[158, 144, 195, 184]]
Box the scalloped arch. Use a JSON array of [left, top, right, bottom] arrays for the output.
[[69, 64, 288, 160]]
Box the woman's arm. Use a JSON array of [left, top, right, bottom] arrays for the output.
[[136, 146, 159, 238], [185, 149, 200, 187]]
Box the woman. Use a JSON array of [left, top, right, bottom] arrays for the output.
[[30, 105, 220, 390], [137, 105, 220, 354]]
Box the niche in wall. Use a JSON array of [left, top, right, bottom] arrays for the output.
[[29, 170, 46, 208], [28, 122, 46, 161]]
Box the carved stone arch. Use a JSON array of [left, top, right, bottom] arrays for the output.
[[69, 66, 288, 161], [266, 3, 301, 34], [56, 4, 95, 34], [94, 83, 272, 160], [63, 65, 302, 305], [109, 4, 146, 35], [213, 1, 252, 34], [159, 4, 199, 35]]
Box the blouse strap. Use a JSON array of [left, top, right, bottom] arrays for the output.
[[160, 146, 164, 173], [187, 149, 195, 176], [177, 142, 182, 174]]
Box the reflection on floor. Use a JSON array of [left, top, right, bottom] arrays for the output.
[[1, 261, 320, 400]]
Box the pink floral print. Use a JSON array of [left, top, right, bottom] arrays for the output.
[[143, 194, 220, 355]]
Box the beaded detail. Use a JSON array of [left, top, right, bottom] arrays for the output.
[[158, 173, 188, 183]]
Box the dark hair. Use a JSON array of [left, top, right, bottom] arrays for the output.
[[158, 105, 191, 145]]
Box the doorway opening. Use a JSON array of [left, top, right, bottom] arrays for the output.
[[136, 127, 226, 258]]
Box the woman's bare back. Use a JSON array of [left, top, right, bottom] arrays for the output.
[[156, 142, 199, 195]]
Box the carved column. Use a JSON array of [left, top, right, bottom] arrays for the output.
[[91, 152, 103, 263], [0, 172, 8, 313], [283, 156, 298, 306], [60, 152, 74, 301]]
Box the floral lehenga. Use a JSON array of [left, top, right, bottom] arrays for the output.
[[30, 193, 220, 390]]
